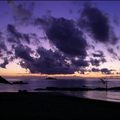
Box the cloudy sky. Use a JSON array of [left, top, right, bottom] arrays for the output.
[[0, 0, 120, 76]]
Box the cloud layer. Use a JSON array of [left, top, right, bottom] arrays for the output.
[[79, 4, 117, 44], [35, 17, 88, 57], [0, 1, 119, 74]]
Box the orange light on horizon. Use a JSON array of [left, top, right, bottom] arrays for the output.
[[1, 71, 120, 79], [0, 61, 120, 78]]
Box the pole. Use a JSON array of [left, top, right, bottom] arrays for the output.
[[105, 80, 108, 91], [100, 78, 108, 91]]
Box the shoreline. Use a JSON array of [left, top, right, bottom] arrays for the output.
[[0, 92, 120, 119]]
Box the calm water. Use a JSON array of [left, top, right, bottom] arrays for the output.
[[1, 78, 120, 102]]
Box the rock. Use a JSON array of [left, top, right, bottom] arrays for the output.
[[0, 76, 11, 84], [46, 77, 57, 80], [12, 81, 27, 84]]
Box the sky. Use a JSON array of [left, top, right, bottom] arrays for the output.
[[0, 0, 120, 77]]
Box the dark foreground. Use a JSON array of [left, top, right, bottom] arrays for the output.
[[0, 92, 120, 120]]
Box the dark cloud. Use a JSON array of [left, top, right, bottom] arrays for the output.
[[0, 32, 8, 66], [101, 68, 112, 74], [91, 68, 100, 72], [90, 55, 106, 67], [14, 44, 33, 61], [7, 24, 30, 44], [8, 1, 35, 25], [30, 16, 89, 73], [35, 17, 88, 57], [35, 17, 49, 26], [4, 18, 89, 74], [100, 57, 106, 63], [92, 50, 106, 64], [0, 2, 118, 75], [0, 32, 7, 51], [14, 46, 89, 74], [0, 58, 8, 68], [91, 67, 112, 74], [0, 42, 7, 51], [7, 0, 14, 4], [92, 50, 104, 57], [71, 58, 89, 67], [89, 45, 95, 49], [0, 44, 33, 68], [116, 46, 119, 50], [79, 4, 117, 44], [90, 58, 100, 66], [79, 69, 86, 74], [19, 47, 75, 74], [7, 24, 22, 44], [107, 48, 120, 60]]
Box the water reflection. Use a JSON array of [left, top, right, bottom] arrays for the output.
[[62, 91, 120, 102], [0, 78, 120, 102]]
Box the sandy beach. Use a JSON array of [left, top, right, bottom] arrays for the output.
[[0, 92, 120, 119]]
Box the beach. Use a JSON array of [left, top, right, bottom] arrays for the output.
[[0, 92, 120, 119], [0, 77, 120, 119]]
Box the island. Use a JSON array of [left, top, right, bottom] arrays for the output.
[[46, 77, 57, 80], [12, 81, 28, 84], [0, 76, 11, 84]]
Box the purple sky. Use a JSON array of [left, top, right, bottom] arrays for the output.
[[0, 1, 120, 75]]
